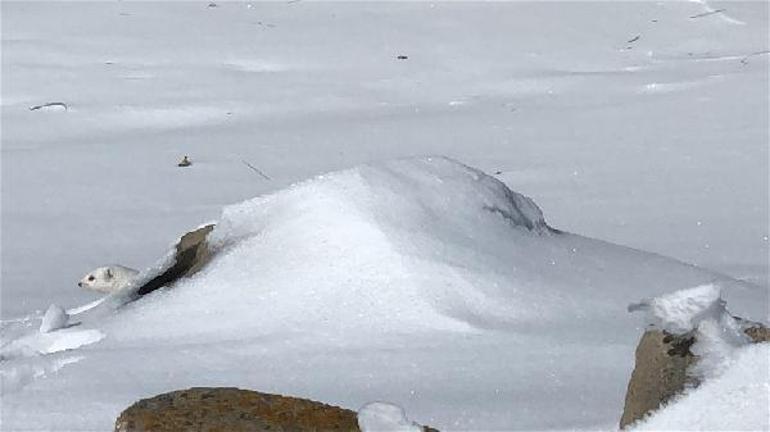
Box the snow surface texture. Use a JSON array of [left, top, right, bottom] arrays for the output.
[[630, 285, 768, 431], [2, 1, 768, 318], [1, 157, 766, 431], [358, 402, 422, 432], [1, 1, 768, 431]]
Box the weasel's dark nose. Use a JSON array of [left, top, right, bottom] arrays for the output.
[[78, 282, 82, 287]]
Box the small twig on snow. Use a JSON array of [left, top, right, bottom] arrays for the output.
[[689, 9, 726, 19], [240, 159, 272, 180], [29, 102, 68, 111]]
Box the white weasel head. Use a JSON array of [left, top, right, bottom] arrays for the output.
[[78, 266, 137, 294]]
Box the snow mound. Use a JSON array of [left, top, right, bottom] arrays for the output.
[[39, 304, 69, 333], [99, 156, 756, 341], [358, 402, 422, 432], [2, 157, 764, 430], [98, 156, 762, 342], [109, 156, 567, 339]]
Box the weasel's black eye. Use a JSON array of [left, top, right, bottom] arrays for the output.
[[88, 275, 95, 281]]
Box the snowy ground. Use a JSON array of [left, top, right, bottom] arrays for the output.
[[1, 1, 768, 431]]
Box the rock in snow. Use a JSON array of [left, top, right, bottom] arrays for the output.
[[620, 329, 698, 429], [115, 387, 361, 432], [630, 284, 749, 379], [623, 285, 768, 430]]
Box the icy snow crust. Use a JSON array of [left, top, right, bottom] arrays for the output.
[[1, 157, 765, 431]]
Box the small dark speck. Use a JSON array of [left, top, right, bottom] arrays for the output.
[[207, 2, 218, 8], [494, 171, 503, 175], [651, 19, 658, 23], [397, 55, 408, 60]]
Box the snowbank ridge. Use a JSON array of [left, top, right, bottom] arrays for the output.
[[107, 156, 758, 343], [115, 156, 556, 337], [1, 157, 763, 431]]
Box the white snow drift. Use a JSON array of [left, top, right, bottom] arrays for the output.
[[1, 157, 766, 431]]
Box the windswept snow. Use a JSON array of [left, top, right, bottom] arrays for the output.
[[1, 157, 766, 430], [3, 1, 768, 319], [1, 1, 768, 431]]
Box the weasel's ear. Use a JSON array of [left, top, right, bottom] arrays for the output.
[[106, 268, 113, 279]]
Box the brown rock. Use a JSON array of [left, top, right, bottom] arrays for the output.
[[744, 324, 770, 343], [115, 387, 437, 432], [115, 387, 359, 432], [136, 224, 215, 296], [619, 330, 698, 429]]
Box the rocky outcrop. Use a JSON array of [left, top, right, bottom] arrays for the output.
[[743, 323, 770, 343], [136, 224, 215, 296], [619, 330, 698, 429], [115, 387, 437, 432], [620, 322, 768, 429]]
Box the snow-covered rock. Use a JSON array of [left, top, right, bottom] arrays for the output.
[[624, 284, 767, 430], [630, 284, 750, 379]]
